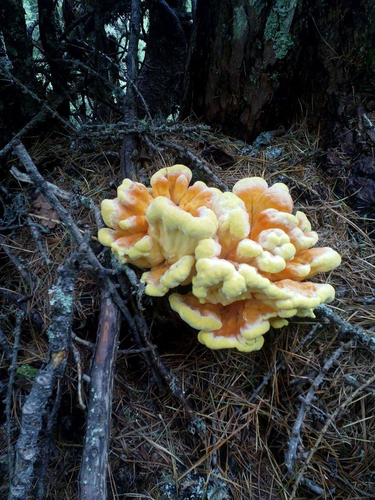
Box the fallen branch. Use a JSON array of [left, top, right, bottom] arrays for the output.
[[160, 140, 229, 191], [13, 141, 138, 497], [290, 370, 375, 498], [9, 249, 83, 499], [285, 342, 348, 473], [5, 312, 25, 483], [316, 304, 375, 351], [13, 142, 204, 452], [79, 295, 121, 499], [35, 381, 64, 500]]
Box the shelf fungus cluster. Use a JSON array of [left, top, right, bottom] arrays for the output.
[[98, 165, 341, 352]]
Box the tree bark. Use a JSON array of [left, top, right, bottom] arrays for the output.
[[79, 296, 121, 500], [139, 0, 187, 119], [38, 0, 70, 117], [0, 0, 41, 146], [182, 0, 375, 141]]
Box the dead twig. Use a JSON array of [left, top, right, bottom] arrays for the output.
[[5, 312, 25, 484], [343, 374, 375, 397], [316, 304, 375, 351], [290, 370, 375, 498], [0, 235, 33, 288], [160, 140, 229, 190], [72, 343, 86, 410], [285, 342, 349, 474], [27, 218, 51, 266], [0, 288, 45, 331]]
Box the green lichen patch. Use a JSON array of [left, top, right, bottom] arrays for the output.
[[16, 364, 39, 381], [49, 284, 74, 315], [264, 0, 298, 59]]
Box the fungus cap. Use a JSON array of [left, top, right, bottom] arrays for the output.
[[99, 165, 341, 352]]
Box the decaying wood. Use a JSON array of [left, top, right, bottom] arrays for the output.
[[9, 250, 83, 499], [79, 296, 121, 499]]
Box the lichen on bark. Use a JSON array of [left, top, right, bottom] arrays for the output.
[[264, 0, 298, 59]]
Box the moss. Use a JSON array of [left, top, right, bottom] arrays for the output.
[[264, 0, 298, 60], [16, 364, 39, 381]]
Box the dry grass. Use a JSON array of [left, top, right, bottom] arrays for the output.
[[0, 123, 374, 499]]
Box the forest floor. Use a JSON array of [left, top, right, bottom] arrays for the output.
[[1, 123, 374, 499]]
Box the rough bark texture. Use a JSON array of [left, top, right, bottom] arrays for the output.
[[79, 296, 121, 500], [9, 255, 79, 499], [182, 0, 375, 141]]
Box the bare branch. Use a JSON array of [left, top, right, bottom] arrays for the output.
[[5, 312, 25, 483], [0, 235, 33, 288], [160, 140, 229, 190], [285, 342, 348, 473], [290, 370, 375, 498], [9, 249, 83, 499], [316, 304, 375, 351], [79, 296, 121, 499]]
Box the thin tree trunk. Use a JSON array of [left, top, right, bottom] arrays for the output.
[[138, 0, 187, 119], [0, 0, 41, 145], [120, 0, 141, 179], [38, 0, 70, 117]]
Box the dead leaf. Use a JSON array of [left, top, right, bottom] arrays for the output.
[[32, 194, 59, 229]]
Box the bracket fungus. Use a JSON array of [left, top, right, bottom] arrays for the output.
[[99, 165, 341, 352]]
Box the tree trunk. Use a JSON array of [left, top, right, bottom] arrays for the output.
[[182, 0, 375, 142], [139, 0, 188, 119], [38, 0, 71, 117], [0, 0, 41, 146]]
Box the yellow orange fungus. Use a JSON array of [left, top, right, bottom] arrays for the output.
[[99, 165, 341, 352]]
